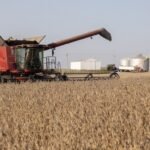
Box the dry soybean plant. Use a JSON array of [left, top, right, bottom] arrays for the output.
[[0, 76, 150, 150]]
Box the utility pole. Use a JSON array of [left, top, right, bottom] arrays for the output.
[[66, 53, 69, 69], [113, 49, 116, 65]]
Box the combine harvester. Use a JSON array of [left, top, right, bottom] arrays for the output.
[[0, 28, 119, 82]]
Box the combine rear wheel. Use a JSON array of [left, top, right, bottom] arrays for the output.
[[84, 73, 93, 81], [109, 72, 120, 79]]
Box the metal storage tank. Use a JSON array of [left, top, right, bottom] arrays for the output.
[[148, 58, 150, 71], [146, 56, 150, 71], [120, 58, 130, 66], [130, 54, 149, 71]]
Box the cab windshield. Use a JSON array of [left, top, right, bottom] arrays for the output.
[[16, 48, 43, 70]]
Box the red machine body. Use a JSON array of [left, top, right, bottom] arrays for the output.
[[0, 46, 15, 72]]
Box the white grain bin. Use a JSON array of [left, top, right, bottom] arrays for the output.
[[145, 58, 149, 71], [130, 54, 149, 71], [120, 58, 130, 66], [147, 57, 150, 71]]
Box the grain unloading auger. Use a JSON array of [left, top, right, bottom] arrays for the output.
[[0, 28, 112, 82]]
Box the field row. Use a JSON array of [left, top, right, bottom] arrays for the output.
[[0, 75, 150, 149]]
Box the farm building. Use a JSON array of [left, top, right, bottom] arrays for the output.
[[70, 59, 101, 70]]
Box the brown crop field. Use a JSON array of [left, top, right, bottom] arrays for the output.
[[0, 73, 150, 150]]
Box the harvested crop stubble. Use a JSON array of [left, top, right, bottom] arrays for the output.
[[0, 77, 150, 150]]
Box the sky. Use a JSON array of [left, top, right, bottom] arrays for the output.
[[0, 0, 150, 67]]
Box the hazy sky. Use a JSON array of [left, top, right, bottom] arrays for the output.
[[0, 0, 150, 67]]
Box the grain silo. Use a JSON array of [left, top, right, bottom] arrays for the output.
[[130, 54, 149, 71], [120, 58, 130, 67]]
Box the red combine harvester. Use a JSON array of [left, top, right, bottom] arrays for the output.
[[0, 28, 112, 82]]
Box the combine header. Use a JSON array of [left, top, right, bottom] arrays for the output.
[[0, 28, 114, 82]]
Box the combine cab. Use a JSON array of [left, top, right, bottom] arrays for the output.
[[0, 28, 112, 82]]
